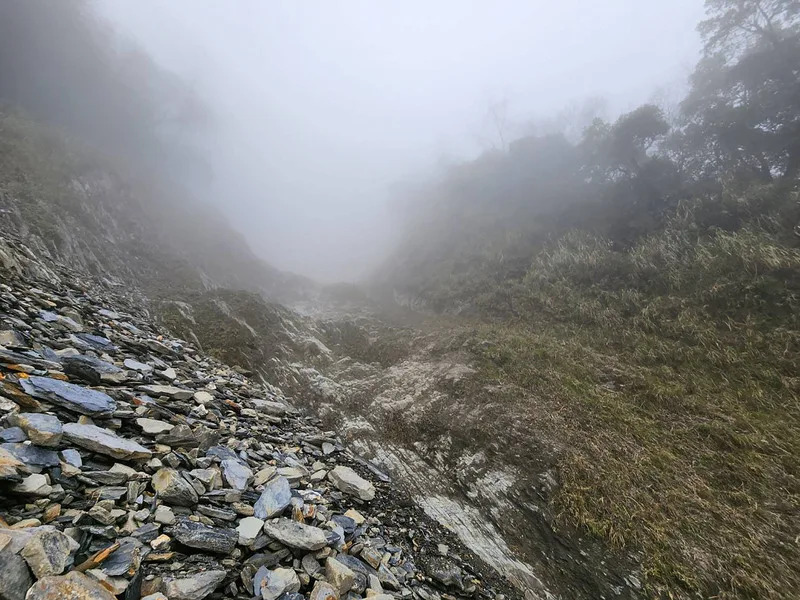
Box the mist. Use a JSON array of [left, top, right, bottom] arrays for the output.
[[88, 0, 704, 281]]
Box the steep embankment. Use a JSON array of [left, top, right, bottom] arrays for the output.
[[0, 225, 519, 599]]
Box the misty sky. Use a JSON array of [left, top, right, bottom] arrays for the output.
[[97, 1, 704, 281]]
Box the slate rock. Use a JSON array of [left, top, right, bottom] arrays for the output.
[[328, 466, 375, 501], [62, 355, 126, 385], [255, 566, 300, 600], [1, 443, 59, 468], [20, 376, 116, 416], [0, 427, 27, 443], [136, 418, 173, 435], [123, 358, 153, 374], [151, 468, 199, 506], [326, 557, 355, 594], [12, 473, 52, 496], [309, 580, 338, 600], [20, 528, 73, 578], [62, 423, 151, 460], [0, 547, 33, 600], [25, 571, 116, 600], [262, 518, 328, 551], [163, 571, 227, 600], [100, 537, 143, 577], [221, 459, 252, 491], [237, 516, 265, 546], [137, 385, 194, 400], [69, 333, 116, 353], [173, 519, 237, 554], [9, 413, 62, 447], [0, 446, 24, 480], [254, 476, 291, 519]]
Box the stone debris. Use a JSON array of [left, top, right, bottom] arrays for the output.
[[0, 235, 507, 600]]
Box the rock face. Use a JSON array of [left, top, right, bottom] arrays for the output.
[[0, 234, 518, 600]]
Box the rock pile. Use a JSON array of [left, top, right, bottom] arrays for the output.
[[0, 237, 511, 600]]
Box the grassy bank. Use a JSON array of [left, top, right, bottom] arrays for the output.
[[464, 188, 800, 598]]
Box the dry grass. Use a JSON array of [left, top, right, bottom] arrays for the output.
[[467, 197, 800, 598]]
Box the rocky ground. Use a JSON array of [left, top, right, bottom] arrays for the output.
[[0, 233, 520, 600]]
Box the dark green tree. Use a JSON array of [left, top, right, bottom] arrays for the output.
[[680, 0, 800, 181]]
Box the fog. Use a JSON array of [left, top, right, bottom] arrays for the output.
[[78, 2, 705, 280]]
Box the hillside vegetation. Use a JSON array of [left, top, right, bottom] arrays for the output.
[[382, 2, 800, 597]]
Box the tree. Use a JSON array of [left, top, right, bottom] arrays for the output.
[[680, 0, 800, 181]]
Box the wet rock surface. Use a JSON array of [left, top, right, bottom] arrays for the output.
[[0, 235, 519, 600]]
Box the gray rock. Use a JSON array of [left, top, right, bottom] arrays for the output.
[[20, 376, 116, 416], [123, 358, 153, 374], [326, 557, 355, 594], [60, 449, 82, 467], [62, 355, 125, 385], [164, 571, 227, 600], [137, 385, 194, 400], [262, 518, 328, 551], [0, 547, 33, 600], [12, 473, 52, 496], [1, 443, 59, 468], [154, 505, 176, 525], [173, 519, 237, 554], [156, 424, 198, 447], [249, 400, 290, 416], [100, 537, 142, 577], [151, 468, 199, 506], [302, 553, 323, 578], [69, 333, 116, 353], [0, 428, 27, 443], [0, 446, 24, 480], [62, 423, 151, 460], [237, 516, 265, 546], [254, 476, 291, 519], [20, 529, 73, 578], [221, 459, 252, 491], [254, 566, 300, 600], [328, 466, 375, 501], [136, 418, 173, 435], [377, 564, 401, 590], [309, 581, 339, 600], [0, 329, 27, 349], [9, 413, 62, 447], [25, 572, 116, 600]]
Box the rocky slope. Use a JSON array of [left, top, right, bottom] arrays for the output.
[[0, 233, 518, 600]]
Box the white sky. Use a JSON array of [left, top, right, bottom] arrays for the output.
[[97, 0, 705, 281]]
